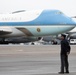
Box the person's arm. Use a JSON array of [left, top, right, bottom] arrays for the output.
[[66, 41, 71, 54]]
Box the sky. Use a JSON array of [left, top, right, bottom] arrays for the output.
[[0, 0, 76, 16]]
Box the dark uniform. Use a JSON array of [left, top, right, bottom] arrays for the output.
[[60, 39, 70, 73]]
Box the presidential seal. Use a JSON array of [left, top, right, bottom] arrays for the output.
[[37, 28, 41, 32]]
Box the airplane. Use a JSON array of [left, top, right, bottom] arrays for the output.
[[0, 9, 76, 44]]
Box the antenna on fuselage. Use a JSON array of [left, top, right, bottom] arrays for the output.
[[71, 16, 76, 18]]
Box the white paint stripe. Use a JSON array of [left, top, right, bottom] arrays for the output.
[[0, 25, 75, 28], [0, 10, 43, 22]]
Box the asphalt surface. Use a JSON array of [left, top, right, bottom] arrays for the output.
[[0, 45, 76, 75]]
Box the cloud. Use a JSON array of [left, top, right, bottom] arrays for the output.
[[0, 0, 76, 16]]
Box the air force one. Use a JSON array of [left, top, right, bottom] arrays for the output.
[[0, 9, 76, 43]]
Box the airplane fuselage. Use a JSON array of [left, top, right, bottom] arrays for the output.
[[0, 10, 76, 38]]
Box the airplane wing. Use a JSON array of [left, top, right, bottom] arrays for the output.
[[0, 27, 12, 35]]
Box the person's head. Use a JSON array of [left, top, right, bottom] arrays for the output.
[[61, 34, 66, 40]]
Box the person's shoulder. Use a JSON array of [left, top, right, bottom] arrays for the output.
[[63, 39, 68, 43], [65, 39, 70, 44]]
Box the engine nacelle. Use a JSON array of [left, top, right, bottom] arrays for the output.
[[0, 37, 42, 44], [27, 37, 42, 41]]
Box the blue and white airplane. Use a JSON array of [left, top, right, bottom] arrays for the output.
[[0, 9, 76, 43]]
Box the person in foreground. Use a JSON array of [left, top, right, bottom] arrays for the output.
[[59, 34, 71, 74]]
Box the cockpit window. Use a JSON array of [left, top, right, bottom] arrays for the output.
[[56, 11, 63, 15]]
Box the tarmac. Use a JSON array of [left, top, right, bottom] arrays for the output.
[[0, 45, 76, 75]]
